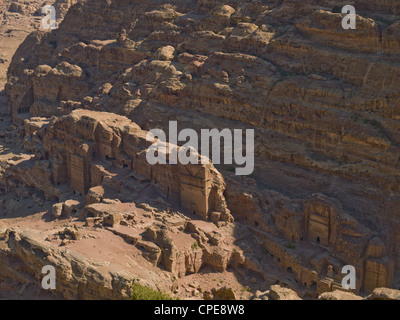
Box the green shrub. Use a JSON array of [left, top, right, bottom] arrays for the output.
[[191, 241, 199, 250], [332, 6, 341, 13], [132, 283, 175, 300], [285, 243, 296, 249]]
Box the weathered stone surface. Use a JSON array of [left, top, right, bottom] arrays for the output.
[[366, 288, 400, 300], [103, 212, 123, 227], [318, 290, 363, 301], [268, 285, 302, 301], [52, 203, 63, 218], [63, 200, 80, 216], [156, 46, 175, 61], [210, 287, 237, 300], [2, 228, 167, 300], [1, 0, 400, 300]]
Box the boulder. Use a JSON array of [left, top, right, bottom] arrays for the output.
[[269, 285, 302, 300], [52, 203, 64, 218], [103, 212, 123, 227], [63, 200, 80, 216], [366, 288, 400, 300], [318, 290, 363, 300], [205, 287, 236, 300], [156, 46, 175, 61]]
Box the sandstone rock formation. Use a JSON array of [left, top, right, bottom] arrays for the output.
[[4, 228, 149, 300], [268, 284, 302, 300], [0, 0, 400, 300], [366, 287, 400, 300], [318, 290, 363, 301]]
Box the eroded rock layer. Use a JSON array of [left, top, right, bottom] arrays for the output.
[[1, 0, 400, 299]]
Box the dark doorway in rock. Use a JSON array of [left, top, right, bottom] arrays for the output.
[[316, 237, 321, 244]]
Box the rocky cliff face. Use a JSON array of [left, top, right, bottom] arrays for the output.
[[1, 0, 400, 299]]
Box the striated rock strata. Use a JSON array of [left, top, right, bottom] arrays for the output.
[[1, 0, 400, 299]]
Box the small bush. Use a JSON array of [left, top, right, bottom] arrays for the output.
[[191, 241, 199, 250], [132, 283, 175, 300], [286, 243, 296, 249]]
